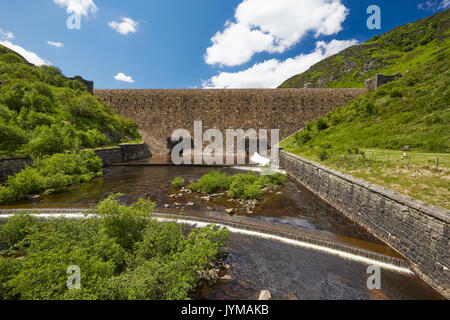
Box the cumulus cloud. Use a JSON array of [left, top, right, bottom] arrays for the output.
[[108, 18, 138, 35], [47, 41, 64, 48], [205, 0, 349, 67], [0, 40, 51, 66], [418, 0, 450, 11], [114, 72, 134, 83], [54, 0, 98, 17], [0, 28, 14, 40], [202, 39, 357, 89]]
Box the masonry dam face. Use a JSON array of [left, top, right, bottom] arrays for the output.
[[94, 89, 367, 155]]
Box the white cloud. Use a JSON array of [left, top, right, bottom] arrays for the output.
[[0, 40, 51, 66], [205, 0, 349, 67], [114, 72, 134, 83], [418, 0, 450, 11], [47, 41, 64, 48], [202, 39, 357, 89], [0, 28, 14, 40], [54, 0, 98, 17], [108, 18, 138, 35]]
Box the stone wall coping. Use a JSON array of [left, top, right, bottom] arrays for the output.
[[281, 150, 450, 224]]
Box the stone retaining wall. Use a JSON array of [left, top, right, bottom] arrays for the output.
[[0, 157, 33, 182], [280, 150, 450, 298], [0, 144, 152, 182]]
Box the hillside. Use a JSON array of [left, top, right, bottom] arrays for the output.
[[280, 18, 450, 208], [0, 45, 141, 157], [279, 9, 450, 88]]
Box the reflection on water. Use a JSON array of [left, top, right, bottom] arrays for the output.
[[193, 233, 443, 300]]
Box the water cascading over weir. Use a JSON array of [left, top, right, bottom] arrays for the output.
[[94, 89, 368, 154]]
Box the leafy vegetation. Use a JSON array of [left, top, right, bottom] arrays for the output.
[[0, 44, 141, 157], [0, 151, 103, 204], [172, 177, 185, 188], [188, 170, 286, 200], [279, 10, 450, 88], [0, 195, 229, 300]]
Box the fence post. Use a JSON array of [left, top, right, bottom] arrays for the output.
[[436, 157, 439, 170]]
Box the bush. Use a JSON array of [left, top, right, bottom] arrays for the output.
[[0, 53, 25, 64], [0, 123, 28, 153], [25, 126, 66, 155], [390, 88, 403, 98], [319, 149, 329, 161], [171, 177, 185, 188], [294, 130, 312, 145], [0, 151, 103, 204], [94, 194, 155, 251], [229, 180, 246, 198], [188, 170, 231, 194], [189, 170, 286, 200], [316, 118, 329, 131], [244, 183, 262, 199]]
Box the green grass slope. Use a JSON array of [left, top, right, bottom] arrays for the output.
[[280, 40, 449, 208], [279, 9, 450, 89], [0, 45, 141, 157]]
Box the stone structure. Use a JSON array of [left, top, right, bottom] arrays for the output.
[[365, 73, 403, 90], [94, 89, 367, 154], [69, 75, 94, 94], [0, 157, 33, 183], [280, 150, 450, 298], [0, 144, 151, 182], [94, 143, 152, 165]]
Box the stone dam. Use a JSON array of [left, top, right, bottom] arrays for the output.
[[94, 88, 367, 154]]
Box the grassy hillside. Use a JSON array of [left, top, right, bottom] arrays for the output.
[[279, 9, 450, 88], [280, 42, 449, 208], [0, 45, 141, 157]]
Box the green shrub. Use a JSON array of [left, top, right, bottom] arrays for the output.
[[0, 214, 38, 247], [171, 177, 185, 188], [190, 170, 286, 200], [0, 53, 25, 64], [295, 130, 312, 145], [0, 123, 28, 153], [316, 118, 329, 131], [390, 87, 403, 98], [94, 194, 155, 251], [244, 183, 262, 199], [188, 170, 231, 194], [319, 149, 329, 161], [229, 180, 246, 198]]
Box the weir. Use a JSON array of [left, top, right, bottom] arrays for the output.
[[0, 209, 411, 273]]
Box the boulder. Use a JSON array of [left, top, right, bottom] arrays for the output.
[[258, 290, 272, 300]]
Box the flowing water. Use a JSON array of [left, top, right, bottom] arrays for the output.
[[0, 165, 443, 300]]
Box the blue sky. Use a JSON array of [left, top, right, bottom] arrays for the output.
[[0, 0, 448, 89]]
